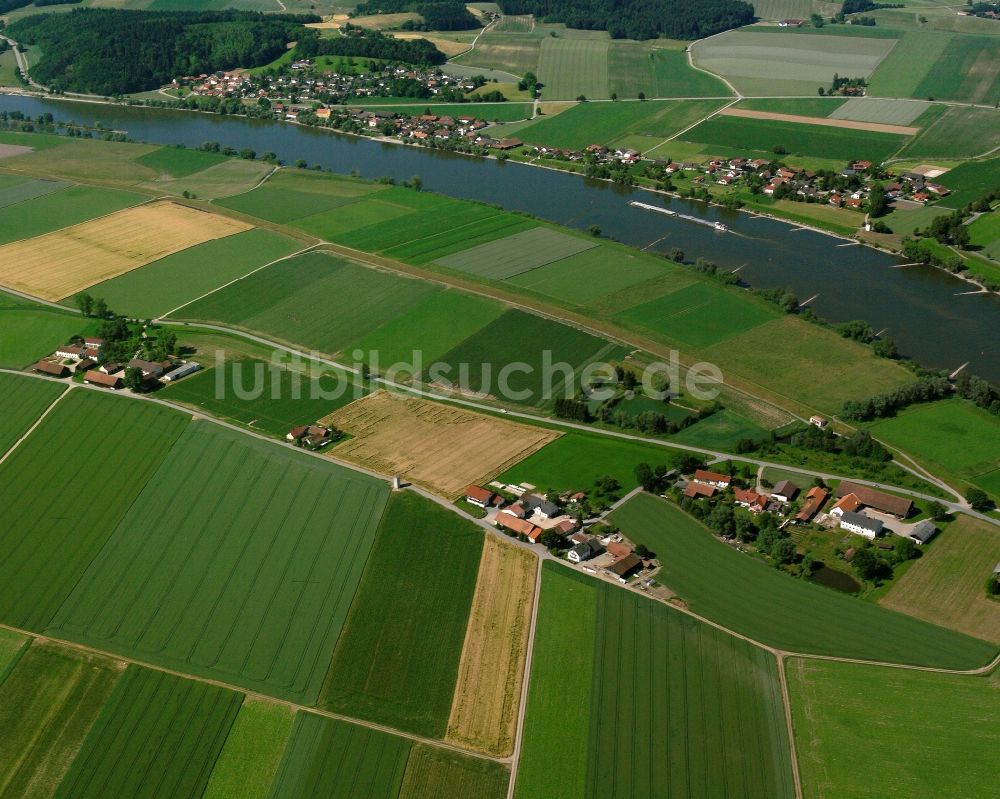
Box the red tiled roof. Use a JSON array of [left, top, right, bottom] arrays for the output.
[[465, 485, 493, 504]]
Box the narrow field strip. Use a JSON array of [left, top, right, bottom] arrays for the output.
[[719, 106, 919, 135]]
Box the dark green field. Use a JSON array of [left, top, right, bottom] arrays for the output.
[[911, 35, 1000, 104], [216, 170, 385, 224], [318, 491, 483, 737], [266, 713, 411, 799], [0, 372, 64, 456], [136, 146, 226, 178], [399, 746, 509, 799], [56, 667, 242, 799], [0, 642, 121, 798], [609, 494, 997, 668], [87, 228, 302, 319], [937, 156, 1000, 207], [432, 309, 619, 407], [48, 422, 388, 703], [0, 291, 96, 369], [0, 391, 189, 630], [175, 252, 438, 354], [163, 358, 367, 436], [680, 115, 907, 162], [0, 185, 143, 246]]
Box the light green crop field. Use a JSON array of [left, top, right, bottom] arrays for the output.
[[868, 399, 1000, 486], [318, 492, 482, 738], [829, 97, 931, 125], [437, 227, 597, 279], [163, 358, 366, 436], [680, 115, 908, 162], [692, 29, 897, 96], [515, 566, 595, 799], [0, 628, 27, 685], [0, 185, 143, 246], [498, 431, 680, 495], [736, 97, 847, 117], [292, 196, 416, 239], [0, 295, 96, 369], [969, 208, 1000, 261], [609, 494, 997, 668], [139, 158, 274, 200], [176, 252, 439, 355], [350, 290, 506, 369], [912, 34, 1000, 104], [216, 171, 386, 224], [749, 0, 814, 19], [49, 421, 388, 703], [84, 228, 302, 318], [202, 699, 294, 799], [267, 713, 411, 799], [787, 658, 999, 799], [0, 642, 121, 799], [607, 43, 731, 98], [399, 746, 509, 799], [880, 515, 1000, 644], [385, 214, 537, 265], [867, 30, 951, 98], [0, 372, 64, 457], [936, 156, 1000, 207], [0, 177, 70, 209], [451, 32, 541, 76], [506, 243, 681, 306], [671, 408, 769, 449], [538, 37, 610, 100], [0, 391, 189, 631], [135, 146, 227, 178], [514, 99, 727, 150], [432, 309, 619, 407], [617, 281, 777, 348], [56, 667, 242, 799]]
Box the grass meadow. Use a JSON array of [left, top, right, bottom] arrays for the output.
[[86, 228, 302, 319], [399, 746, 509, 799], [0, 372, 64, 456], [140, 158, 273, 200], [451, 32, 541, 76], [0, 391, 189, 631], [436, 227, 596, 279], [135, 146, 226, 178], [267, 714, 410, 799], [0, 642, 121, 799], [0, 298, 95, 368], [609, 493, 997, 668], [56, 667, 242, 799], [936, 156, 1000, 207], [48, 422, 388, 703], [670, 408, 768, 449], [880, 516, 1000, 644], [318, 491, 483, 737], [911, 34, 1000, 104], [202, 699, 294, 799], [0, 185, 143, 246], [901, 106, 1000, 159], [787, 658, 999, 799], [867, 30, 950, 98], [216, 170, 385, 224]]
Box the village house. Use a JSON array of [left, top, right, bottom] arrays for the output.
[[693, 469, 731, 489], [839, 511, 884, 539], [33, 360, 69, 378], [606, 553, 643, 583], [495, 513, 539, 540], [770, 480, 800, 503], [127, 359, 165, 379], [55, 344, 85, 360], [464, 485, 495, 509], [684, 481, 717, 499], [568, 538, 602, 563], [809, 415, 828, 428], [734, 488, 766, 513], [83, 370, 121, 390], [836, 481, 912, 518], [829, 493, 862, 518], [796, 486, 829, 522]]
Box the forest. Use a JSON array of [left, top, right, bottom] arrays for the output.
[[353, 0, 481, 30], [294, 27, 447, 65], [0, 0, 80, 13], [6, 8, 317, 95], [497, 0, 754, 39]]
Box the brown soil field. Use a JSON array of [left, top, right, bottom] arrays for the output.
[[880, 516, 1000, 644], [445, 536, 537, 756], [0, 201, 251, 301], [321, 390, 559, 498], [720, 107, 919, 135], [0, 144, 32, 160]]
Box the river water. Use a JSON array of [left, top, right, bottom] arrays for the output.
[[2, 95, 997, 383]]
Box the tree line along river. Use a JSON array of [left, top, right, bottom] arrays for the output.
[[1, 95, 998, 385]]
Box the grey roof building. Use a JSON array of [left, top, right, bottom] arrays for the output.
[[908, 520, 938, 545], [839, 511, 884, 539]]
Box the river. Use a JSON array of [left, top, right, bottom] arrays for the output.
[[2, 95, 998, 383]]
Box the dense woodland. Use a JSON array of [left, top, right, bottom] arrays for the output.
[[354, 0, 481, 30], [294, 27, 447, 65], [0, 0, 80, 13], [497, 0, 754, 39], [6, 9, 317, 94]]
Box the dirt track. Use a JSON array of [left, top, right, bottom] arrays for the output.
[[720, 107, 919, 135]]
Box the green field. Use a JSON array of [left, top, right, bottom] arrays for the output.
[[737, 97, 847, 117], [56, 667, 242, 799], [498, 431, 678, 495], [399, 746, 509, 799], [513, 99, 727, 150], [968, 209, 1000, 261], [911, 34, 1000, 104], [617, 281, 777, 348], [671, 408, 768, 449], [216, 170, 385, 224], [0, 177, 70, 209], [869, 399, 1000, 489], [175, 252, 438, 354], [692, 29, 897, 96], [49, 421, 388, 703], [0, 391, 189, 631], [318, 491, 482, 737], [140, 158, 274, 199], [517, 565, 794, 798], [538, 37, 611, 100], [0, 185, 143, 245], [163, 357, 366, 436], [0, 628, 26, 684], [350, 290, 506, 370], [0, 296, 96, 368], [135, 146, 227, 178], [936, 156, 1000, 207], [787, 658, 999, 799], [84, 228, 302, 318], [829, 97, 931, 126], [902, 106, 1000, 159], [609, 493, 997, 668], [680, 115, 907, 162], [267, 713, 411, 799], [203, 699, 294, 799], [382, 213, 536, 265], [432, 309, 619, 407], [451, 32, 541, 76], [608, 44, 731, 99], [0, 642, 121, 799], [436, 227, 597, 279], [867, 30, 951, 98], [0, 372, 64, 456]]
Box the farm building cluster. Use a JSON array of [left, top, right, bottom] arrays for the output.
[[464, 482, 657, 585], [32, 338, 200, 391], [285, 424, 340, 450]]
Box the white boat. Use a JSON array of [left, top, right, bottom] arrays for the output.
[[714, 221, 728, 232]]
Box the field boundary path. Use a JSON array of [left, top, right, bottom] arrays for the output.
[[0, 383, 68, 465]]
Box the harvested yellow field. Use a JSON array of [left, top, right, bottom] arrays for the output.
[[880, 516, 1000, 644], [321, 390, 559, 499], [0, 202, 250, 301], [446, 536, 537, 756], [388, 31, 472, 58]]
